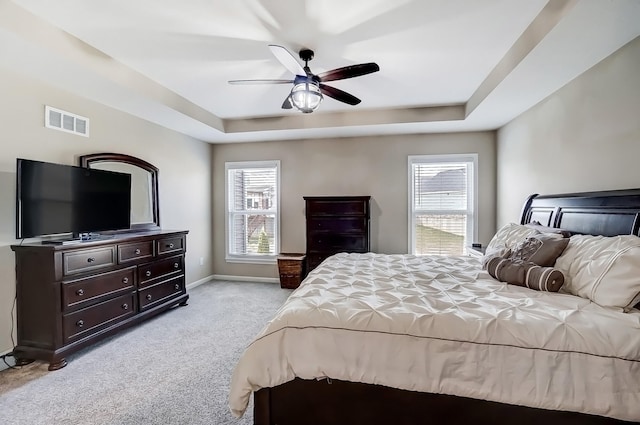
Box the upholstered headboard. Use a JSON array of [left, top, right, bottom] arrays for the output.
[[519, 188, 640, 237]]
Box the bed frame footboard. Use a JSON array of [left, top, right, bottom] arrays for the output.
[[254, 378, 631, 425]]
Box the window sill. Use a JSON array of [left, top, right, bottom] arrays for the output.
[[226, 255, 277, 265], [466, 246, 486, 258]]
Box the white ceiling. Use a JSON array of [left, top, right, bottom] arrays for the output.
[[1, 0, 639, 143]]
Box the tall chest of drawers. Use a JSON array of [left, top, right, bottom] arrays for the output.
[[11, 230, 188, 370], [304, 196, 371, 272]]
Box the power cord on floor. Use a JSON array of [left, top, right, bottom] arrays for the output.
[[0, 351, 18, 370], [2, 238, 23, 370], [1, 292, 20, 370]]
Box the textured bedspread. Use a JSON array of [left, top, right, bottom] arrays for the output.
[[229, 253, 640, 421]]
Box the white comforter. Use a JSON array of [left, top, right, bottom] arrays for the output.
[[229, 253, 640, 421]]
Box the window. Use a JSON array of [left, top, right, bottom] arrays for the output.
[[408, 154, 477, 256], [226, 161, 280, 263]]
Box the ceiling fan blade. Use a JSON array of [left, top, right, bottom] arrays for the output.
[[268, 44, 306, 76], [319, 84, 361, 106], [228, 79, 293, 85], [281, 95, 293, 109], [317, 63, 380, 82]]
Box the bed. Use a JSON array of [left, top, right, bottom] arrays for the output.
[[229, 189, 640, 425]]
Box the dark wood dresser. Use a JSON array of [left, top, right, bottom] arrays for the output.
[[11, 230, 189, 370], [304, 196, 371, 272]]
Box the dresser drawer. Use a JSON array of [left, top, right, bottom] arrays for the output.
[[307, 217, 367, 233], [139, 276, 184, 311], [156, 236, 185, 256], [138, 254, 184, 287], [63, 246, 116, 276], [307, 253, 328, 271], [306, 199, 368, 216], [62, 293, 136, 343], [308, 234, 368, 252], [62, 266, 136, 311], [118, 241, 154, 263]]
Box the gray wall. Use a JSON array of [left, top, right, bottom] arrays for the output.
[[0, 67, 213, 355], [212, 132, 496, 279], [496, 36, 640, 226]]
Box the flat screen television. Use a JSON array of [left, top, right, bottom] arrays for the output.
[[16, 158, 132, 240]]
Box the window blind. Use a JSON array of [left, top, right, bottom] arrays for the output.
[[226, 162, 279, 260], [410, 156, 475, 256]]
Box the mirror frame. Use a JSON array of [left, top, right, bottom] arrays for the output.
[[79, 153, 160, 231]]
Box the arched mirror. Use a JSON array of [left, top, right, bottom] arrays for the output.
[[79, 153, 160, 231]]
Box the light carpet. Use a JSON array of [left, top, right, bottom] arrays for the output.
[[0, 280, 292, 425]]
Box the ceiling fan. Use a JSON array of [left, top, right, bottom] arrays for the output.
[[228, 45, 380, 113]]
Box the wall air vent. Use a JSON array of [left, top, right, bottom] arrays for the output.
[[45, 106, 89, 137]]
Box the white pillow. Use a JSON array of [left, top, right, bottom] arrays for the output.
[[554, 234, 640, 311], [486, 223, 540, 251]]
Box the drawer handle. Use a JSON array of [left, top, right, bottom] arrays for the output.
[[174, 283, 180, 290], [174, 262, 179, 269], [76, 320, 84, 328], [146, 294, 152, 301], [135, 249, 141, 255], [167, 243, 174, 249], [122, 303, 128, 310], [145, 271, 152, 277], [87, 257, 95, 263], [76, 289, 84, 296], [122, 277, 129, 284]]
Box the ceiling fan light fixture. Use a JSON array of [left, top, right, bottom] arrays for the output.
[[290, 82, 323, 113]]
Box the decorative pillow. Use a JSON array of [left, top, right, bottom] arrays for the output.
[[486, 223, 540, 252], [481, 246, 511, 269], [525, 221, 572, 238], [554, 234, 640, 311], [486, 257, 565, 292], [509, 233, 569, 267]]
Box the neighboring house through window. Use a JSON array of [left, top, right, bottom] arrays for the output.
[[226, 160, 280, 263], [408, 154, 477, 255]]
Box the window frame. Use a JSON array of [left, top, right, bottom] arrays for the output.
[[407, 154, 478, 255], [225, 160, 281, 264]]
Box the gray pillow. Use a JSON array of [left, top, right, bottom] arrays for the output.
[[509, 233, 569, 267], [486, 257, 565, 292]]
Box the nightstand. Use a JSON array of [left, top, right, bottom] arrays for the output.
[[467, 246, 485, 259]]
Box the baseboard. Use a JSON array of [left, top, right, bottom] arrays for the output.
[[186, 274, 280, 289], [186, 275, 216, 290], [210, 274, 280, 284]]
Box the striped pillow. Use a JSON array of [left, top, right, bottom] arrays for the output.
[[486, 257, 565, 292]]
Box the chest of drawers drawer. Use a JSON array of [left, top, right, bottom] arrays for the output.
[[118, 241, 154, 263], [156, 236, 185, 255], [63, 246, 116, 276], [306, 199, 368, 216], [62, 266, 136, 311], [307, 217, 367, 233], [307, 234, 368, 252], [138, 254, 184, 287], [62, 292, 136, 343], [306, 254, 328, 271], [139, 276, 184, 311]]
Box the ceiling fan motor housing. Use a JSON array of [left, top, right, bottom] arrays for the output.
[[299, 48, 314, 62]]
